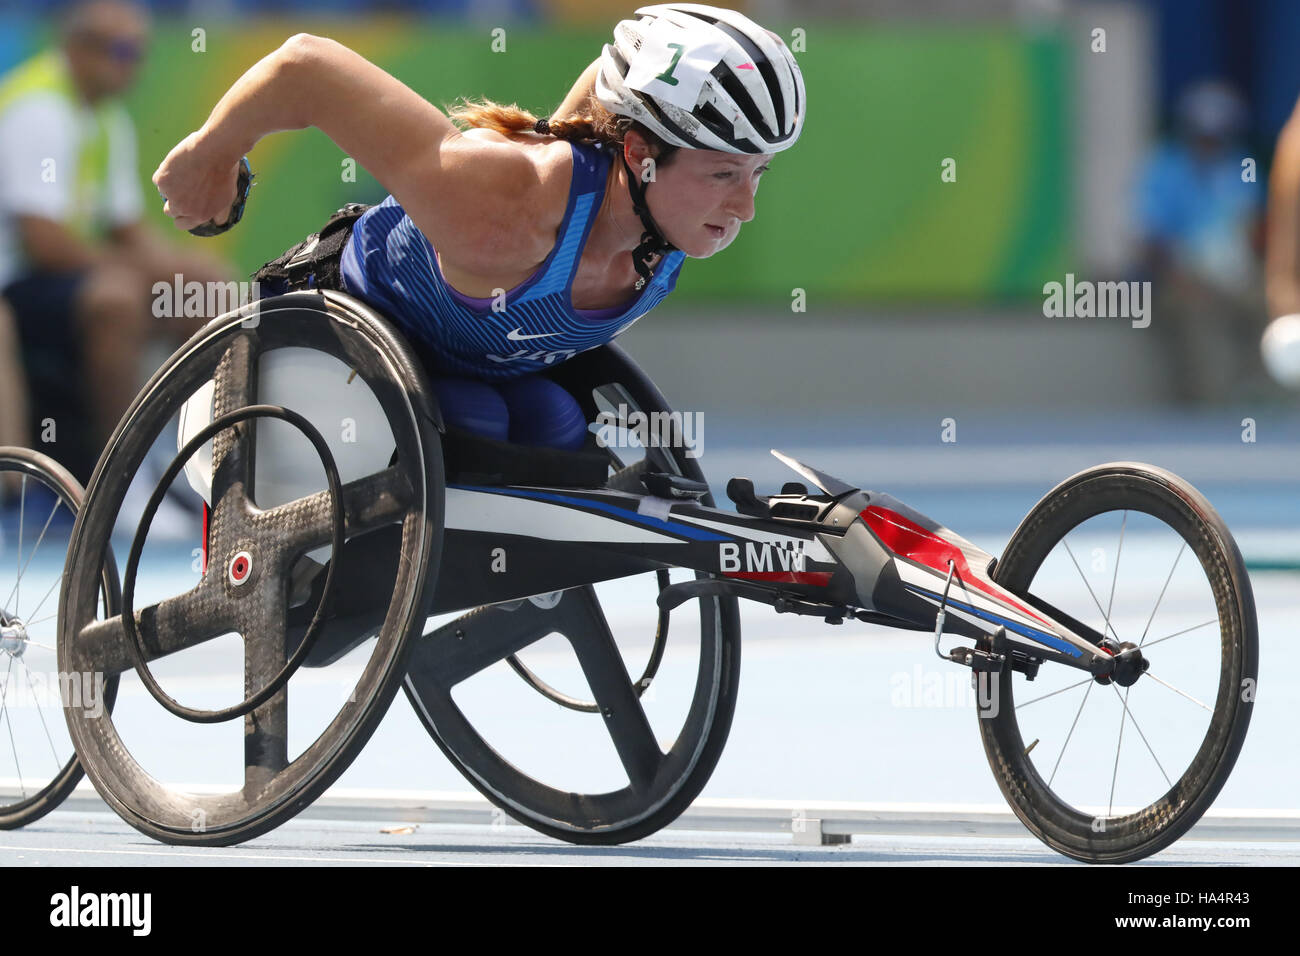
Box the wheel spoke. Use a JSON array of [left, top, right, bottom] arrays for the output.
[[1139, 541, 1186, 646], [1015, 675, 1093, 710], [1104, 511, 1126, 634], [1108, 686, 1129, 815], [0, 655, 23, 799], [1062, 539, 1120, 642], [1141, 619, 1217, 649], [14, 476, 23, 608], [1047, 678, 1094, 789], [260, 466, 413, 556], [1108, 683, 1172, 790], [21, 663, 63, 775], [244, 599, 289, 794], [19, 569, 64, 634], [411, 597, 575, 690], [74, 585, 235, 676], [565, 587, 663, 793], [1143, 671, 1212, 712], [210, 334, 258, 503], [3, 486, 62, 617]]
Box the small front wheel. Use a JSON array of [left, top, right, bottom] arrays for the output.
[[981, 462, 1257, 864]]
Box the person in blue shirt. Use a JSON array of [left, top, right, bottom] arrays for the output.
[[1135, 79, 1266, 404], [151, 3, 805, 448]]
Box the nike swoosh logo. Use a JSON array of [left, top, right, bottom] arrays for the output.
[[506, 328, 559, 341]]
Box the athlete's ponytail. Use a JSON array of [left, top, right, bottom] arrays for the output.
[[445, 94, 679, 168]]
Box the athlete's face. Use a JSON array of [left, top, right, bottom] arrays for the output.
[[628, 134, 772, 258]]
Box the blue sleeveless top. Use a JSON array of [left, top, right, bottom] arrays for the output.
[[339, 139, 686, 381]]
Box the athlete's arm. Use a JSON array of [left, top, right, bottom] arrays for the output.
[[153, 34, 551, 269], [1266, 100, 1300, 318]]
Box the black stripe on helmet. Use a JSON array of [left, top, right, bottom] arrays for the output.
[[703, 76, 796, 149], [695, 100, 762, 153], [709, 63, 774, 140], [608, 44, 630, 78], [636, 90, 705, 148], [672, 10, 787, 136]]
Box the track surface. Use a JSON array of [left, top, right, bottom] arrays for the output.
[[3, 416, 1297, 866], [3, 811, 1297, 866]]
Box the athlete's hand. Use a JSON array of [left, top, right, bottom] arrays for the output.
[[152, 129, 244, 233]]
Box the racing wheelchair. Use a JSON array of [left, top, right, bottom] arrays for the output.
[[0, 289, 1257, 863]]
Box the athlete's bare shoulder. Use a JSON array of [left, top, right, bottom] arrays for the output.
[[430, 128, 575, 285]]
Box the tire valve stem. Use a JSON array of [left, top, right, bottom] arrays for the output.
[[1025, 738, 1039, 756]]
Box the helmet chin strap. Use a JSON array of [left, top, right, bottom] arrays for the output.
[[621, 152, 677, 289]]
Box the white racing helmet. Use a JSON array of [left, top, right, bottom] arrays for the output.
[[596, 3, 805, 154]]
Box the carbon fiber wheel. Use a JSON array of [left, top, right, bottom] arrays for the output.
[[58, 292, 443, 846], [403, 345, 742, 844], [0, 447, 119, 828], [981, 462, 1257, 863]]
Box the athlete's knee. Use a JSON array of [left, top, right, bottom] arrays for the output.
[[496, 376, 588, 450], [429, 376, 509, 441]]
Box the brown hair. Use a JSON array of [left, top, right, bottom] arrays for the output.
[[445, 93, 680, 169]]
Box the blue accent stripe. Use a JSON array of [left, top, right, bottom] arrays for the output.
[[905, 584, 1083, 658], [449, 484, 733, 542]]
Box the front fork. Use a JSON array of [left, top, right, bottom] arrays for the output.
[[828, 489, 1143, 686]]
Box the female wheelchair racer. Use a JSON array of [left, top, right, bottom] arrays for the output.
[[56, 2, 820, 844], [0, 5, 1257, 864], [153, 3, 795, 454]]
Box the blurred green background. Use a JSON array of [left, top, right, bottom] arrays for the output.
[[5, 17, 1071, 303]]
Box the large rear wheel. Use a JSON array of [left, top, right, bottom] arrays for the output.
[[403, 347, 742, 844], [58, 292, 444, 845]]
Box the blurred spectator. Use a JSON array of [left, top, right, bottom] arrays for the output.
[[1135, 79, 1269, 404], [0, 296, 29, 448], [0, 0, 231, 483], [0, 298, 29, 505]]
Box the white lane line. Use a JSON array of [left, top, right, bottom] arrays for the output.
[[0, 843, 558, 866]]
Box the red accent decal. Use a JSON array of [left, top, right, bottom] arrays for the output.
[[201, 502, 209, 574], [737, 62, 756, 69], [724, 571, 832, 586], [860, 505, 1050, 626]]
